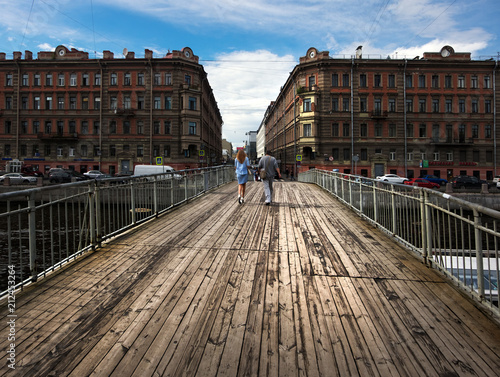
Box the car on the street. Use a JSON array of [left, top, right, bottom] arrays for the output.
[[421, 175, 448, 187], [0, 173, 38, 185], [83, 170, 107, 179], [49, 170, 89, 183], [375, 174, 409, 184], [404, 178, 440, 189], [450, 175, 489, 189]]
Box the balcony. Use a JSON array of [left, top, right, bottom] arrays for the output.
[[370, 110, 388, 119], [37, 132, 79, 141], [430, 137, 474, 145], [112, 108, 134, 117]]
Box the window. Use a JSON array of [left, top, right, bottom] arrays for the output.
[[22, 74, 29, 86], [163, 146, 170, 157], [459, 150, 467, 162], [359, 98, 367, 112], [93, 121, 100, 135], [343, 123, 349, 137], [434, 152, 440, 161], [444, 75, 452, 88], [485, 124, 492, 138], [446, 124, 453, 142], [484, 76, 491, 89], [418, 75, 425, 88], [431, 75, 439, 88], [94, 73, 101, 86], [342, 98, 349, 112], [471, 99, 478, 113], [303, 98, 311, 112], [82, 96, 89, 110], [123, 121, 130, 134], [154, 73, 161, 85], [20, 145, 27, 156], [94, 96, 100, 110], [445, 99, 452, 113], [332, 123, 339, 137], [137, 72, 144, 86], [164, 121, 171, 134], [342, 73, 349, 87], [4, 121, 11, 134], [332, 148, 339, 160], [21, 121, 27, 134], [109, 121, 117, 134], [309, 75, 316, 90], [110, 96, 117, 109], [189, 122, 196, 135], [405, 74, 412, 88], [360, 123, 367, 137], [44, 121, 52, 134], [165, 96, 172, 110], [110, 73, 117, 85], [124, 73, 131, 86], [69, 121, 76, 134], [6, 73, 12, 86], [471, 76, 478, 88], [154, 96, 161, 109], [81, 121, 88, 134], [34, 96, 41, 110], [485, 100, 492, 113], [331, 97, 339, 111], [154, 121, 160, 134], [375, 123, 382, 137], [331, 73, 339, 87], [137, 121, 144, 134], [407, 151, 413, 161], [432, 124, 439, 140], [303, 123, 311, 137], [419, 123, 427, 138], [458, 75, 465, 88], [21, 96, 28, 109], [390, 149, 396, 161], [123, 96, 131, 109], [459, 124, 466, 142], [473, 150, 480, 162], [360, 149, 368, 161], [44, 145, 51, 156], [82, 73, 89, 86], [33, 121, 39, 134], [81, 145, 88, 157], [343, 148, 350, 160], [374, 74, 381, 87], [420, 151, 426, 161], [58, 96, 65, 109], [5, 96, 12, 109], [458, 99, 465, 113], [432, 99, 439, 112], [374, 98, 381, 114], [45, 96, 53, 110], [406, 123, 414, 137], [388, 74, 395, 88], [359, 74, 367, 87], [34, 74, 41, 86], [419, 99, 426, 113], [189, 97, 197, 110], [138, 96, 144, 109], [389, 123, 396, 137], [70, 96, 77, 109], [472, 124, 478, 138], [56, 121, 64, 135], [388, 98, 396, 112], [406, 98, 413, 112], [185, 75, 191, 85], [70, 73, 77, 86], [109, 145, 116, 157], [165, 73, 172, 85]]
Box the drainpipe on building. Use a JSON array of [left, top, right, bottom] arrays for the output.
[[351, 57, 354, 173], [293, 80, 297, 178], [149, 59, 153, 165], [15, 61, 20, 160], [404, 59, 408, 177], [494, 59, 498, 176], [98, 61, 103, 171]]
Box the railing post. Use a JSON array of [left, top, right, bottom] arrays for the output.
[[131, 180, 136, 224], [89, 181, 96, 250], [373, 182, 378, 224], [153, 178, 158, 215], [204, 170, 209, 193], [474, 209, 485, 299], [95, 181, 102, 247], [184, 175, 188, 201], [27, 191, 37, 282], [420, 189, 427, 260], [391, 185, 397, 234]]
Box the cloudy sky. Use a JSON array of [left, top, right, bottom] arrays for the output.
[[0, 0, 498, 148]]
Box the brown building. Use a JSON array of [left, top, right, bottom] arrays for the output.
[[0, 45, 223, 175], [265, 46, 499, 181]]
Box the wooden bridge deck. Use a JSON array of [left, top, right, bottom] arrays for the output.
[[1, 181, 500, 377]]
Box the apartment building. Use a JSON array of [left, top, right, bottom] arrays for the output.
[[264, 46, 498, 181], [0, 45, 223, 175]]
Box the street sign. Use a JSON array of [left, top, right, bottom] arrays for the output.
[[199, 150, 205, 157], [296, 154, 302, 162], [329, 156, 333, 161], [155, 157, 163, 165]]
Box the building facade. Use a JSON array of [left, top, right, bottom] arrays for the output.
[[264, 46, 499, 181], [0, 45, 223, 175]]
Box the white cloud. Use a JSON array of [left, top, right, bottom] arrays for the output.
[[204, 50, 296, 147]]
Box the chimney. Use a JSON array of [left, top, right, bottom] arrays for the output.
[[126, 51, 135, 59], [13, 51, 22, 60], [145, 49, 153, 59], [103, 50, 114, 59], [0, 53, 6, 60], [25, 50, 33, 60]]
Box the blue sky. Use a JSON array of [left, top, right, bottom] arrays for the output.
[[0, 0, 499, 147]]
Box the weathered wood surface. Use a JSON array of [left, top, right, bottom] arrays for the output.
[[1, 181, 500, 376]]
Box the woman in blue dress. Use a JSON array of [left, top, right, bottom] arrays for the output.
[[234, 149, 250, 204]]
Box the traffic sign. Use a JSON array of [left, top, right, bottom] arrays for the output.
[[155, 157, 163, 165], [296, 154, 302, 162], [199, 150, 205, 157]]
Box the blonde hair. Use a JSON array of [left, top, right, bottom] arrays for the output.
[[236, 149, 247, 164]]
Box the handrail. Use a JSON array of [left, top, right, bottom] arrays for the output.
[[299, 169, 500, 316], [0, 166, 235, 299]]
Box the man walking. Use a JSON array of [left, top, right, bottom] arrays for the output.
[[258, 150, 281, 205]]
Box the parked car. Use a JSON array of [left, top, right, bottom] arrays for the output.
[[421, 175, 448, 187], [375, 174, 409, 184], [0, 173, 38, 185], [49, 170, 89, 183], [450, 175, 489, 189], [404, 178, 440, 189], [83, 170, 107, 179]]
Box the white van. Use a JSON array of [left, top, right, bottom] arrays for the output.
[[133, 165, 182, 180]]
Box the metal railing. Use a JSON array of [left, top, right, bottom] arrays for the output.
[[300, 169, 500, 315], [0, 165, 234, 298]]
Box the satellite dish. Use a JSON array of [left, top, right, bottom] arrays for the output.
[[123, 48, 128, 57]]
